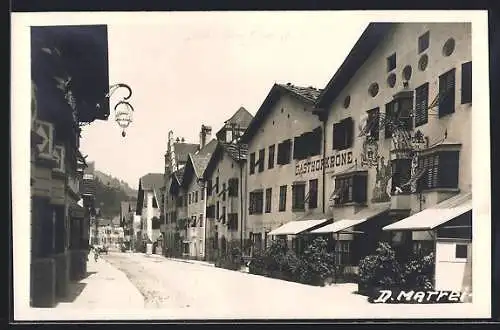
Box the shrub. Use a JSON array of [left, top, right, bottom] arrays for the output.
[[358, 242, 404, 290], [403, 251, 435, 290], [216, 246, 243, 271], [248, 249, 266, 275], [298, 237, 336, 286]]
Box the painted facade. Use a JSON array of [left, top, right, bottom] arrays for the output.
[[135, 173, 164, 251], [314, 23, 472, 289]]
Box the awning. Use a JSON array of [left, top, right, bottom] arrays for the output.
[[383, 192, 472, 231], [268, 218, 331, 236], [310, 204, 390, 234]]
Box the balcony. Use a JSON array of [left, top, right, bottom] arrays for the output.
[[390, 193, 411, 210]]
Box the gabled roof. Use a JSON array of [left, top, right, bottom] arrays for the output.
[[182, 139, 218, 187], [240, 83, 322, 144], [203, 141, 248, 180], [137, 173, 164, 211], [173, 167, 185, 185], [174, 142, 200, 164], [225, 106, 254, 128], [315, 23, 394, 110]]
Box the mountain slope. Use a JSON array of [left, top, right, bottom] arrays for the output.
[[94, 170, 138, 198]]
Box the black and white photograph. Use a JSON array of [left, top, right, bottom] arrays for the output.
[[11, 10, 492, 321]]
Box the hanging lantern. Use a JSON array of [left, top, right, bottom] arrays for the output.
[[114, 100, 134, 137]]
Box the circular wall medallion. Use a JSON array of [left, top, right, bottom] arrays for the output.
[[343, 95, 351, 108], [387, 73, 396, 88], [442, 38, 455, 56], [418, 54, 428, 71], [368, 82, 379, 97], [402, 65, 412, 81]]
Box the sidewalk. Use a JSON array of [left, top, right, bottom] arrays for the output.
[[55, 254, 144, 310]]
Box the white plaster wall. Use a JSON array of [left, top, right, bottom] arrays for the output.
[[246, 92, 324, 238], [186, 174, 206, 257], [435, 240, 472, 292]]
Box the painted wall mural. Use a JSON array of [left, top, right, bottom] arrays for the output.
[[372, 156, 392, 203]]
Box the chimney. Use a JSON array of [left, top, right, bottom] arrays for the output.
[[200, 124, 212, 149]]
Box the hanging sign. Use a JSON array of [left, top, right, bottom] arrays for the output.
[[295, 150, 354, 176]]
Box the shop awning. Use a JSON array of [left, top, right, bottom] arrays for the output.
[[310, 204, 390, 234], [383, 192, 472, 231], [268, 218, 331, 236]]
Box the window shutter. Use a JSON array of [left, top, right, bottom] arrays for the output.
[[353, 175, 367, 204], [439, 69, 456, 117], [293, 136, 301, 159], [332, 123, 339, 150], [461, 61, 472, 104], [344, 117, 354, 148], [415, 83, 429, 127]]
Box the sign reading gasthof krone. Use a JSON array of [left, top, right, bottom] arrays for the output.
[[295, 150, 354, 176]]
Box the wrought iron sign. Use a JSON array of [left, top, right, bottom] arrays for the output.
[[107, 83, 135, 137]]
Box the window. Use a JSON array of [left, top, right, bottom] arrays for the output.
[[201, 188, 204, 200], [199, 214, 204, 227], [387, 53, 396, 72], [221, 206, 226, 224], [228, 178, 239, 197], [308, 179, 318, 209], [396, 95, 414, 130], [334, 173, 367, 205], [293, 127, 322, 159], [265, 188, 272, 213], [249, 191, 264, 215], [227, 213, 238, 231], [258, 149, 265, 172], [418, 150, 460, 190], [385, 101, 395, 139], [277, 139, 292, 165], [439, 68, 456, 117], [222, 183, 226, 201], [216, 201, 220, 219], [191, 215, 197, 227], [215, 176, 219, 194], [206, 179, 213, 196], [268, 145, 275, 169], [455, 244, 468, 259], [332, 117, 354, 150], [366, 108, 380, 141], [418, 31, 430, 53], [292, 183, 306, 211], [415, 83, 429, 127], [279, 185, 287, 212], [195, 191, 198, 203], [461, 61, 472, 104], [207, 205, 216, 218], [391, 159, 412, 194], [249, 153, 256, 174], [188, 193, 191, 205]]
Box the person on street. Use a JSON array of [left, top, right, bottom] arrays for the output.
[[94, 247, 99, 262]]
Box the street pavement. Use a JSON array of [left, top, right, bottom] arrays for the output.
[[21, 251, 480, 320], [100, 252, 477, 320]]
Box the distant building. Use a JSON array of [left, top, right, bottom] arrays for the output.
[[203, 107, 253, 260], [135, 173, 164, 251]]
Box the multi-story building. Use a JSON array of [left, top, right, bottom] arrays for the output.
[[203, 107, 253, 260], [310, 23, 472, 292], [135, 173, 163, 252], [239, 83, 327, 252], [162, 131, 199, 257], [180, 126, 218, 259], [30, 25, 109, 307], [120, 201, 135, 249]]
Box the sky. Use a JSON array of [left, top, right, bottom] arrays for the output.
[[78, 12, 371, 189]]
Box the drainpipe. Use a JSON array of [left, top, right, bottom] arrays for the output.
[[239, 144, 244, 255]]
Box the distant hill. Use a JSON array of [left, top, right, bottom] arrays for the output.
[[92, 170, 138, 218], [94, 170, 138, 198]]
